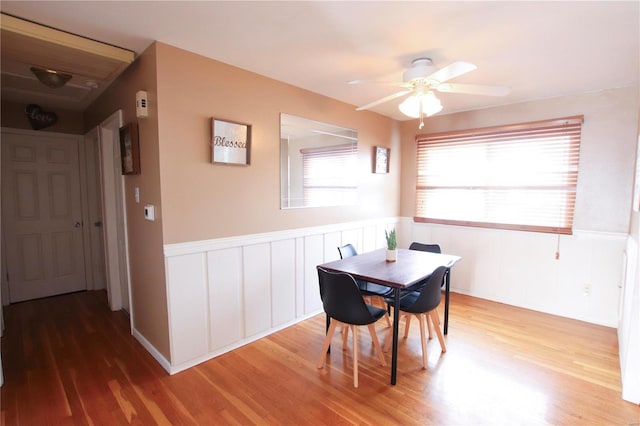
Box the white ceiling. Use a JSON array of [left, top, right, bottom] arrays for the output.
[[1, 1, 638, 120]]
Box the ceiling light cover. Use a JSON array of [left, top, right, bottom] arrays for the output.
[[398, 91, 443, 118], [30, 67, 72, 88]]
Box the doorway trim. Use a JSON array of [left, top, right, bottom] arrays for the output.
[[96, 110, 132, 315]]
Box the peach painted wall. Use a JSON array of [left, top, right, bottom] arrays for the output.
[[400, 87, 639, 234], [154, 42, 400, 244], [84, 44, 170, 360], [1, 100, 83, 134]]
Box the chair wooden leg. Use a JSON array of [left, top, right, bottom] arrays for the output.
[[382, 323, 393, 353], [418, 314, 428, 369], [379, 297, 392, 327], [426, 313, 434, 340], [317, 321, 339, 368], [404, 314, 412, 338], [367, 324, 387, 366], [342, 324, 349, 348], [430, 310, 447, 353], [352, 325, 359, 388], [433, 307, 441, 325]]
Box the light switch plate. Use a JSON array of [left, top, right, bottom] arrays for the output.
[[144, 204, 155, 221]]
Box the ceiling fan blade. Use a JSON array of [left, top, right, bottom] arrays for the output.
[[436, 83, 510, 96], [426, 61, 477, 84], [349, 79, 412, 88], [356, 90, 413, 111]]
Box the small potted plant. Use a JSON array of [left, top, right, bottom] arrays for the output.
[[385, 228, 397, 262]]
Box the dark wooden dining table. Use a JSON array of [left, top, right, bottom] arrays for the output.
[[318, 248, 461, 385]]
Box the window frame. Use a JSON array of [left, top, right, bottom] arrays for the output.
[[414, 116, 584, 235]]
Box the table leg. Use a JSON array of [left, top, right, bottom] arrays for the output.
[[391, 287, 400, 385], [444, 269, 450, 335]]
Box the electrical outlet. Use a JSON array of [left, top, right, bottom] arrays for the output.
[[583, 283, 591, 296]]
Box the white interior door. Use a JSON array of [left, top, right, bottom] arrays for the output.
[[1, 130, 86, 303]]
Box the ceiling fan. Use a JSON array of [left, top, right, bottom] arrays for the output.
[[350, 58, 510, 128]]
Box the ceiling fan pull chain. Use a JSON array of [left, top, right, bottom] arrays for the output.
[[419, 99, 425, 130]]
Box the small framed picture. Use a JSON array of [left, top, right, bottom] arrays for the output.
[[119, 123, 140, 175], [374, 146, 389, 174], [212, 118, 251, 165]]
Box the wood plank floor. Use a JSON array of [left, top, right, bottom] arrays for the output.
[[1, 290, 638, 425]]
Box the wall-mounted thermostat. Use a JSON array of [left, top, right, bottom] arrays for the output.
[[144, 204, 155, 221], [136, 90, 148, 118]]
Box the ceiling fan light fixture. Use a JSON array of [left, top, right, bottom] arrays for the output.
[[399, 91, 443, 118], [30, 66, 72, 89]]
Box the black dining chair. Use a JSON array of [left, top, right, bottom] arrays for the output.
[[404, 242, 447, 335], [316, 267, 388, 388], [385, 266, 448, 369], [408, 242, 442, 254], [338, 244, 392, 327]]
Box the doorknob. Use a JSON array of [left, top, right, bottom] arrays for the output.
[[94, 221, 102, 227], [74, 221, 81, 228]]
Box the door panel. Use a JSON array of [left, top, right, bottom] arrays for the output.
[[2, 131, 86, 302]]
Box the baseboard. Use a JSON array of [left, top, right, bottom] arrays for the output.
[[451, 287, 617, 328], [167, 310, 322, 375], [132, 328, 172, 374]]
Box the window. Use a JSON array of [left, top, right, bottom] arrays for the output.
[[301, 143, 357, 207], [415, 116, 583, 234]]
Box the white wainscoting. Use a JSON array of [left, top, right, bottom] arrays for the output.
[[160, 217, 625, 374], [163, 218, 398, 374], [402, 218, 627, 327]]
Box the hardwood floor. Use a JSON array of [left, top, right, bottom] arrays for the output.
[[1, 290, 638, 425]]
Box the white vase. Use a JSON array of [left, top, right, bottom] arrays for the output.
[[386, 248, 397, 262]]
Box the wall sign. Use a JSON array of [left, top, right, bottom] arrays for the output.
[[211, 118, 251, 165], [25, 104, 57, 130]]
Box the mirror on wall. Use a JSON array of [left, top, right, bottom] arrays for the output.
[[280, 114, 358, 209]]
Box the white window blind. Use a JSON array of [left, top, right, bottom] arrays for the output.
[[301, 143, 357, 207], [415, 116, 583, 234]]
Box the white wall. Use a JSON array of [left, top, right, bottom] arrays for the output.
[[618, 122, 640, 404], [401, 220, 625, 327], [618, 234, 639, 403]]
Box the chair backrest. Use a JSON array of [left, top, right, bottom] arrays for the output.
[[338, 243, 358, 259], [403, 266, 448, 314], [317, 267, 377, 325], [409, 242, 447, 288], [409, 242, 442, 254]]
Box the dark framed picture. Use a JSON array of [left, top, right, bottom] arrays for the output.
[[211, 118, 251, 165], [374, 146, 390, 174], [119, 123, 140, 175]]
